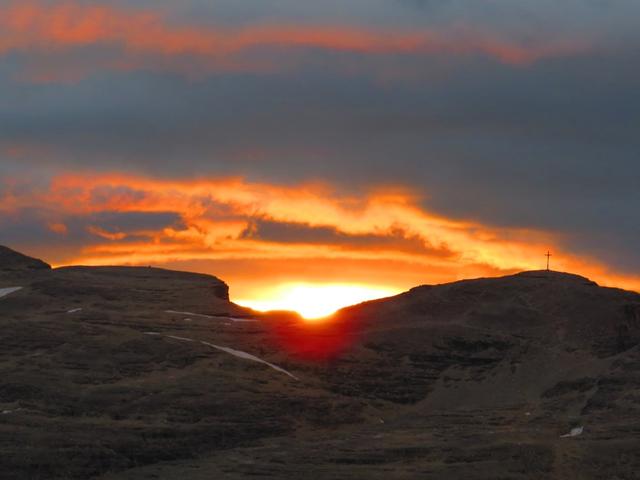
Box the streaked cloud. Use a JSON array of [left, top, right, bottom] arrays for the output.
[[0, 1, 590, 81]]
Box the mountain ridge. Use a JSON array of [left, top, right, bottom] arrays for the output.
[[1, 245, 639, 479], [0, 245, 51, 273]]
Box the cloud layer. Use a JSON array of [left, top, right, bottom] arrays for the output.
[[2, 173, 639, 301], [1, 0, 638, 298], [0, 0, 591, 81]]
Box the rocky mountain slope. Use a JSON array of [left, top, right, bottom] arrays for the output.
[[1, 247, 639, 479], [0, 245, 50, 276]]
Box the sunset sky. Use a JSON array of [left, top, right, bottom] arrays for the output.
[[1, 1, 639, 316]]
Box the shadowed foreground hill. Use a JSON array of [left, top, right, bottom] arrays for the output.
[[1, 247, 639, 479], [0, 245, 50, 276]]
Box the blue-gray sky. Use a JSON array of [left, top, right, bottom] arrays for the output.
[[1, 0, 639, 304]]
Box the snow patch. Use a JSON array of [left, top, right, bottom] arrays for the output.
[[165, 310, 257, 323], [143, 330, 297, 380], [201, 341, 298, 379], [166, 335, 195, 342], [561, 426, 584, 438], [0, 287, 22, 299], [67, 308, 83, 314], [165, 310, 216, 319]]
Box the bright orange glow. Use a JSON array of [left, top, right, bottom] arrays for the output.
[[236, 283, 399, 320], [2, 171, 640, 309]]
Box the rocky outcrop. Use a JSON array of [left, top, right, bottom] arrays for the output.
[[0, 245, 50, 272]]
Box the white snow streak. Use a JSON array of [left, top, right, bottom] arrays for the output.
[[201, 341, 298, 380], [166, 335, 195, 342], [561, 426, 584, 438], [143, 330, 297, 380], [165, 310, 257, 323], [165, 310, 216, 319], [67, 308, 83, 314], [0, 287, 22, 299], [2, 408, 21, 415]]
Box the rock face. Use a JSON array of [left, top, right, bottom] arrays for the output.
[[0, 245, 50, 272], [53, 265, 231, 302], [1, 250, 639, 480]]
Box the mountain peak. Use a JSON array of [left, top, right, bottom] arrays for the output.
[[400, 269, 601, 299], [514, 269, 597, 285]]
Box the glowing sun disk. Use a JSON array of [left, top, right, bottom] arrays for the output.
[[235, 283, 399, 320]]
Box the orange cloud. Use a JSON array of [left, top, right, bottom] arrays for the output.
[[86, 226, 127, 241], [0, 1, 588, 81], [47, 222, 68, 235], [2, 171, 639, 300]]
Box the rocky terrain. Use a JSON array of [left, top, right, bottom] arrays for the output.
[[1, 246, 639, 479]]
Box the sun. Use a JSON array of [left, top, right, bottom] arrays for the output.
[[235, 282, 399, 320]]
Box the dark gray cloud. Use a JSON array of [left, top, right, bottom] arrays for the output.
[[0, 209, 184, 263], [88, 211, 185, 233], [1, 0, 639, 274], [241, 219, 451, 256]]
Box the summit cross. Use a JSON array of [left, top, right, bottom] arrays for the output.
[[545, 251, 552, 271]]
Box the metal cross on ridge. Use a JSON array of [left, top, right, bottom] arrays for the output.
[[545, 251, 552, 271]]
